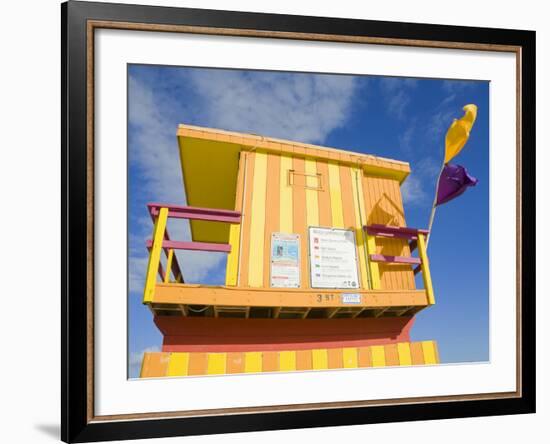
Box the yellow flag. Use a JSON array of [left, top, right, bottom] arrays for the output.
[[444, 104, 478, 164]]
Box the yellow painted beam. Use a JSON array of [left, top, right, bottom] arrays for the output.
[[422, 341, 438, 364], [248, 151, 268, 287], [312, 349, 328, 370], [279, 154, 293, 233], [167, 352, 189, 376], [279, 351, 296, 371], [244, 352, 262, 373], [164, 248, 174, 283], [371, 345, 386, 367], [342, 348, 358, 368], [305, 158, 319, 227], [397, 343, 412, 366], [207, 353, 227, 375], [328, 161, 344, 228], [225, 224, 241, 286], [143, 207, 168, 304], [417, 233, 435, 304]]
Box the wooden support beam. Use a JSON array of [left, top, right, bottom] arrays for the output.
[[272, 307, 281, 319], [143, 207, 168, 304], [327, 307, 340, 319], [302, 308, 312, 319], [178, 304, 188, 317], [374, 307, 389, 318]]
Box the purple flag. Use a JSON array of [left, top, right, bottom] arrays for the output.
[[436, 163, 478, 206]]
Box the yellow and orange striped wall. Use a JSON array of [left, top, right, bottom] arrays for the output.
[[228, 150, 414, 291], [140, 341, 439, 378]]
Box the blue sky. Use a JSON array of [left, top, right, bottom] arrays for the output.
[[127, 64, 489, 378]]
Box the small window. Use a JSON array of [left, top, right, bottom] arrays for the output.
[[288, 169, 324, 191]]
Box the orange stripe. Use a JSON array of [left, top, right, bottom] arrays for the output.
[[296, 349, 313, 371], [226, 352, 245, 374], [357, 347, 373, 367], [327, 348, 343, 369], [262, 351, 279, 372], [239, 152, 255, 287], [432, 341, 440, 363], [384, 344, 400, 366], [316, 160, 332, 227], [187, 352, 208, 376], [234, 152, 246, 212], [263, 153, 281, 287], [140, 353, 170, 378], [410, 342, 425, 365], [339, 164, 356, 230], [292, 157, 308, 289]]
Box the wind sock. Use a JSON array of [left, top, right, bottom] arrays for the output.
[[426, 104, 478, 247]]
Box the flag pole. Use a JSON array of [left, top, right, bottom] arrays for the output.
[[426, 163, 445, 250]]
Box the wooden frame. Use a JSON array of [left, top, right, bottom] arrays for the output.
[[62, 1, 535, 442]]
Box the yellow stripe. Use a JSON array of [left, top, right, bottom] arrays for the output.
[[312, 349, 328, 370], [422, 341, 437, 364], [225, 224, 241, 286], [365, 235, 381, 289], [342, 348, 358, 368], [207, 353, 227, 375], [305, 158, 319, 227], [248, 151, 268, 287], [244, 352, 262, 373], [143, 207, 168, 303], [328, 161, 344, 228], [279, 154, 293, 233], [279, 351, 296, 371], [371, 345, 386, 367], [417, 233, 435, 304], [397, 343, 412, 366], [167, 352, 189, 376], [350, 168, 370, 289]]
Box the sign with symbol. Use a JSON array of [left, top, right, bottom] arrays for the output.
[[270, 233, 300, 288]]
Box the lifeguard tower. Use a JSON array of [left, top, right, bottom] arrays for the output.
[[139, 124, 439, 377]]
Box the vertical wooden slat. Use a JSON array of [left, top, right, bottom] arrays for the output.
[[244, 352, 262, 373], [143, 207, 168, 303], [305, 158, 319, 227], [371, 345, 386, 367], [207, 353, 227, 375], [225, 152, 246, 286], [422, 340, 438, 364], [262, 351, 279, 372], [279, 154, 293, 234], [312, 349, 328, 370], [163, 248, 174, 283], [328, 161, 344, 228], [316, 160, 332, 228], [357, 347, 373, 367], [248, 151, 268, 287], [226, 352, 245, 374], [351, 167, 371, 289], [141, 352, 170, 378], [279, 351, 297, 372], [296, 350, 313, 371], [239, 152, 255, 287], [166, 352, 189, 376], [292, 156, 308, 288], [187, 353, 208, 376], [397, 342, 413, 366], [410, 342, 425, 365], [418, 233, 435, 304], [384, 344, 400, 366], [263, 153, 281, 287], [342, 347, 358, 368], [327, 348, 343, 369]]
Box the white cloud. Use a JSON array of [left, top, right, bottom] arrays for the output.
[[185, 70, 358, 144], [401, 175, 428, 205], [379, 77, 418, 120]]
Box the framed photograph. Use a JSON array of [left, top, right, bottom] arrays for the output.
[[62, 1, 535, 442]]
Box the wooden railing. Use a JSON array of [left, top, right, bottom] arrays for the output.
[[364, 224, 435, 305], [142, 203, 242, 304]]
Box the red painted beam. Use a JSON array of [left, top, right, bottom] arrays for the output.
[[154, 316, 415, 353], [365, 224, 429, 240], [369, 254, 421, 265], [145, 239, 231, 253]]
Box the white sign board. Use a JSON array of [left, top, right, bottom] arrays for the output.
[[270, 233, 300, 288], [309, 227, 360, 289]]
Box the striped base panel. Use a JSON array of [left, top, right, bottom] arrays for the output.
[[139, 340, 439, 378]]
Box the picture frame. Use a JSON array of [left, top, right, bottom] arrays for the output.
[[61, 1, 535, 442]]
